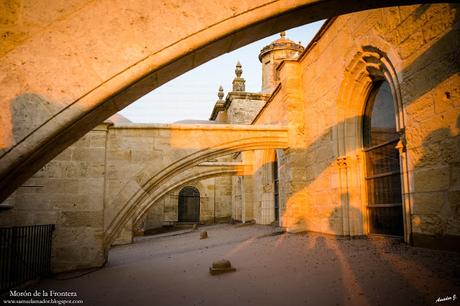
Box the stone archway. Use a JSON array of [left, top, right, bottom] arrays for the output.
[[0, 0, 442, 202]]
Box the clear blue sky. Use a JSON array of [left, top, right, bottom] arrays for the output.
[[119, 20, 325, 123]]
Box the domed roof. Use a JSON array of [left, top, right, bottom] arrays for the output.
[[259, 32, 304, 61]]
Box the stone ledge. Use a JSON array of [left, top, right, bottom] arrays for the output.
[[110, 123, 288, 131]]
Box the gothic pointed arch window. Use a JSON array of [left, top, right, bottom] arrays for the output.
[[363, 80, 403, 236]]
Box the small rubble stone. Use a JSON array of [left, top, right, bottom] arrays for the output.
[[200, 231, 208, 239], [209, 259, 236, 275]]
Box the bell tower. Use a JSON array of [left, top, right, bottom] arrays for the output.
[[259, 31, 304, 93]]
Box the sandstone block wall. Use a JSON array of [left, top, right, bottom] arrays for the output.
[[226, 94, 267, 124], [232, 175, 243, 221], [254, 4, 460, 248], [0, 124, 109, 272], [251, 150, 276, 225]]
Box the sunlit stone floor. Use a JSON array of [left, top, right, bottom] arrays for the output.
[[26, 224, 460, 305]]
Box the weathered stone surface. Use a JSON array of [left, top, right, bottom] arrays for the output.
[[412, 192, 446, 215], [61, 211, 103, 227], [413, 167, 450, 193], [252, 4, 459, 240]]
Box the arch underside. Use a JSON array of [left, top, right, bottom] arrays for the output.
[[0, 0, 445, 202]]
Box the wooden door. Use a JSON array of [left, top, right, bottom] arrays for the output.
[[178, 187, 200, 223]]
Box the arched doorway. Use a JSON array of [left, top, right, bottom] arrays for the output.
[[363, 80, 403, 236], [178, 186, 200, 223]]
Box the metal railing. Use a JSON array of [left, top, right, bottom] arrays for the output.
[[0, 224, 55, 293]]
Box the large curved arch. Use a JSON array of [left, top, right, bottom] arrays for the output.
[[104, 134, 286, 246], [0, 0, 444, 202]]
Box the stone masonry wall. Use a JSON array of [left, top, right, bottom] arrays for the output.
[[0, 124, 109, 272], [226, 94, 267, 124], [254, 4, 460, 248], [0, 122, 286, 272]]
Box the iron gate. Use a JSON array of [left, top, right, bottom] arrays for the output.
[[0, 224, 54, 293]]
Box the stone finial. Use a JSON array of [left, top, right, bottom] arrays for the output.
[[217, 85, 224, 100], [232, 61, 245, 92], [280, 31, 286, 38], [235, 61, 242, 78], [215, 85, 225, 107], [210, 86, 226, 120], [215, 85, 225, 108]]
